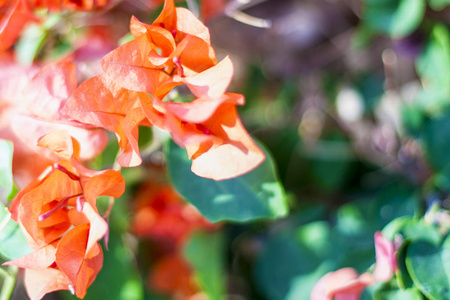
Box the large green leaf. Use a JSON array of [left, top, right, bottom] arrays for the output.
[[0, 202, 32, 261], [184, 231, 225, 300], [405, 235, 450, 300], [362, 0, 426, 38], [0, 140, 14, 202], [166, 140, 288, 222], [396, 240, 414, 289]]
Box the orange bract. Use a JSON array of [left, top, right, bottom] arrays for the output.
[[149, 254, 199, 299], [0, 59, 108, 187], [132, 182, 215, 246], [4, 131, 125, 300]]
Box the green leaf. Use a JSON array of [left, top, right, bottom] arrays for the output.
[[0, 140, 14, 202], [406, 236, 450, 300], [0, 202, 32, 261], [396, 240, 414, 289], [15, 23, 47, 65], [166, 140, 288, 222], [362, 0, 426, 38], [428, 0, 450, 10], [183, 231, 225, 300], [375, 287, 424, 300], [255, 233, 322, 300], [285, 262, 333, 300], [399, 220, 441, 245], [382, 216, 414, 240], [415, 24, 450, 112], [421, 112, 450, 187], [369, 182, 418, 229]]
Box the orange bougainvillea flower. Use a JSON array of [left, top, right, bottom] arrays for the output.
[[145, 56, 265, 179], [4, 131, 125, 300], [62, 74, 157, 167], [0, 58, 107, 186], [149, 253, 200, 299], [131, 181, 215, 298], [13, 61, 109, 162], [101, 0, 216, 97], [131, 182, 215, 247]]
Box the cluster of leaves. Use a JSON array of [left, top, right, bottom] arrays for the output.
[[0, 0, 450, 300]]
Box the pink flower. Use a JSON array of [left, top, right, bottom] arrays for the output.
[[373, 231, 397, 282], [311, 268, 375, 300]]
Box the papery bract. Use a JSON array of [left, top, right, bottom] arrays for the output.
[[63, 74, 157, 167], [166, 103, 265, 180], [0, 60, 108, 187], [101, 0, 217, 98], [149, 254, 199, 298]]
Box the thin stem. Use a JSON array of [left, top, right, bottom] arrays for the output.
[[0, 266, 17, 300]]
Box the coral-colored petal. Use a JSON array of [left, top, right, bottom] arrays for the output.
[[23, 62, 77, 122], [0, 0, 37, 51], [153, 0, 176, 31], [79, 169, 125, 211], [165, 93, 243, 125], [12, 115, 108, 161], [173, 34, 217, 74], [169, 105, 265, 180], [55, 223, 90, 286], [63, 74, 147, 166], [178, 55, 232, 99], [81, 203, 108, 252], [175, 7, 211, 43], [17, 170, 81, 246], [37, 130, 80, 160], [24, 268, 71, 300], [3, 242, 57, 269], [100, 35, 170, 94], [75, 243, 103, 298]]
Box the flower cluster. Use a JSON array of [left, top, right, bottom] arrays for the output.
[[1, 0, 264, 299], [63, 0, 265, 180], [4, 131, 125, 300]]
